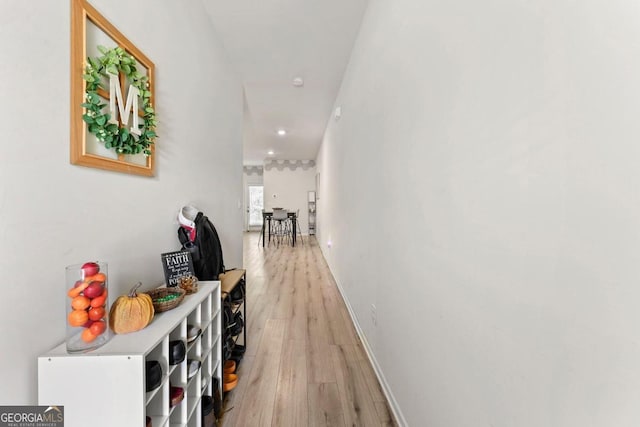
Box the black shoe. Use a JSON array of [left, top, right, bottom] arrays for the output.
[[231, 344, 246, 357], [228, 312, 244, 336], [187, 325, 201, 343], [187, 359, 201, 379], [169, 340, 186, 365]]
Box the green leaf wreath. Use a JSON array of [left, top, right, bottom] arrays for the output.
[[82, 45, 156, 156]]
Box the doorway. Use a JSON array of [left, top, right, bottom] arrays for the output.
[[247, 185, 264, 230]]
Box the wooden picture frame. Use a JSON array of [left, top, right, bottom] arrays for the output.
[[70, 0, 156, 176]]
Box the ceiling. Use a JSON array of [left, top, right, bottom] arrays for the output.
[[203, 0, 368, 165]]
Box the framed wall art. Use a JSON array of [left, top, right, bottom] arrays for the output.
[[70, 0, 156, 176]]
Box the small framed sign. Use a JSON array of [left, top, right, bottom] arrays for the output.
[[161, 250, 195, 287]]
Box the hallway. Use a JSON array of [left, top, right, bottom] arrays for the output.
[[221, 232, 395, 426]]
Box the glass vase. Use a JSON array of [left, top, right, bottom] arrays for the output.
[[65, 261, 111, 353]]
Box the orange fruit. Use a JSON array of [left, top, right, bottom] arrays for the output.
[[90, 290, 108, 308], [68, 309, 89, 327], [81, 327, 97, 343], [88, 306, 106, 321], [89, 320, 106, 336], [85, 273, 107, 283], [67, 282, 88, 298], [71, 296, 90, 311]]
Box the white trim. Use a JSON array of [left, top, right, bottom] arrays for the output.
[[328, 262, 408, 427]]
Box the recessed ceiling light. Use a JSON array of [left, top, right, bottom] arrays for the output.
[[292, 77, 304, 87], [268, 150, 274, 155], [277, 129, 286, 136]]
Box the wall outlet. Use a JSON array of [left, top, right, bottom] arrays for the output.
[[370, 304, 377, 326]]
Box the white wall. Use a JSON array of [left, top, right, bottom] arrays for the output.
[[263, 160, 316, 235], [0, 1, 243, 404], [318, 1, 640, 426]]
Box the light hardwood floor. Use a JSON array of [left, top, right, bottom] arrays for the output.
[[221, 232, 396, 427]]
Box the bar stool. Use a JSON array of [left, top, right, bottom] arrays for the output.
[[271, 209, 291, 245]]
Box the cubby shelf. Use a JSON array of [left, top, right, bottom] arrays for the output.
[[38, 281, 221, 427]]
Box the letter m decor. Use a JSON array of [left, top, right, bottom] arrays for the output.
[[70, 0, 156, 176]]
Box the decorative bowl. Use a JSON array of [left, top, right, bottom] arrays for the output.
[[148, 287, 186, 313]]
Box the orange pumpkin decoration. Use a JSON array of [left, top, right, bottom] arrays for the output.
[[109, 282, 155, 334]]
